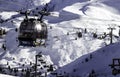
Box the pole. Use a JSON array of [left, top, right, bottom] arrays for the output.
[[45, 72, 47, 77], [118, 26, 120, 36], [108, 27, 116, 44], [110, 29, 113, 44], [25, 11, 28, 20], [35, 55, 37, 77]]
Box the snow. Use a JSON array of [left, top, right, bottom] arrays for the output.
[[55, 43, 120, 77], [0, 0, 120, 76], [0, 74, 16, 77], [33, 0, 51, 6]]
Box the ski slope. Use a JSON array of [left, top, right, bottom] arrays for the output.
[[0, 74, 16, 77], [53, 42, 120, 77]]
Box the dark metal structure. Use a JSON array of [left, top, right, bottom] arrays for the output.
[[107, 27, 116, 44], [109, 58, 120, 76], [18, 4, 49, 46], [18, 18, 48, 46]]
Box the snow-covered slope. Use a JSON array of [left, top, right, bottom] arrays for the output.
[[0, 0, 120, 66], [54, 43, 120, 77], [0, 0, 51, 11], [0, 0, 120, 76], [0, 74, 16, 77]]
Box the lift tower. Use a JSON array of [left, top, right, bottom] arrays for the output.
[[108, 27, 116, 44]]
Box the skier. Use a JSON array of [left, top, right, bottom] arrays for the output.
[[2, 44, 6, 51], [88, 69, 97, 77]]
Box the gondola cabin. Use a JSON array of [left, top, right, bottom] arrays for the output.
[[18, 18, 47, 46]]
